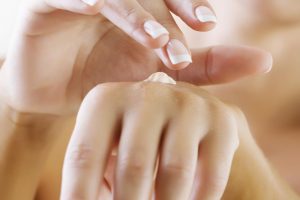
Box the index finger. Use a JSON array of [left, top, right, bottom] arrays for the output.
[[173, 45, 273, 85]]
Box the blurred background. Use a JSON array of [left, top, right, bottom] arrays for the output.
[[0, 0, 20, 57]]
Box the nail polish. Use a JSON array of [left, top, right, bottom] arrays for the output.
[[81, 0, 98, 6], [167, 39, 192, 65], [195, 6, 217, 23], [144, 20, 169, 39]]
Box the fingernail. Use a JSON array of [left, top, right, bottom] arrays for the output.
[[195, 6, 217, 23], [144, 20, 169, 39], [264, 65, 272, 73], [81, 0, 98, 6], [167, 39, 192, 65]]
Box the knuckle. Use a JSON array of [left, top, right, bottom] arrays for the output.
[[134, 82, 169, 102], [123, 7, 139, 21], [212, 101, 236, 128], [64, 144, 96, 169], [118, 154, 152, 178], [122, 8, 150, 36], [86, 83, 122, 102], [228, 104, 247, 122], [209, 102, 240, 149], [180, 91, 206, 111], [161, 162, 195, 180]]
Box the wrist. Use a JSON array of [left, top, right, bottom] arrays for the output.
[[0, 95, 68, 200]]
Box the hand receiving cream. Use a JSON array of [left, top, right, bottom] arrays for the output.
[[144, 72, 176, 85]]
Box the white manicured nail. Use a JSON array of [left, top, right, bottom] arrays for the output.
[[144, 20, 169, 39], [81, 0, 98, 6], [195, 6, 217, 23], [167, 39, 192, 65]]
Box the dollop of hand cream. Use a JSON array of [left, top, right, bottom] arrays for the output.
[[144, 72, 176, 85]]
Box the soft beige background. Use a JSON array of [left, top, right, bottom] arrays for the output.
[[0, 0, 20, 57]]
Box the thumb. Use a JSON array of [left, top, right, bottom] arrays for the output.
[[176, 45, 273, 85]]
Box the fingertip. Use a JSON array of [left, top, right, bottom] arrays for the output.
[[194, 6, 217, 24], [259, 50, 273, 74], [167, 62, 192, 70], [167, 1, 217, 32], [166, 39, 192, 69], [155, 41, 193, 70], [143, 20, 170, 48], [81, 0, 105, 7], [190, 6, 217, 31], [240, 46, 273, 74], [79, 0, 105, 15], [144, 20, 169, 39], [195, 45, 274, 84], [188, 21, 217, 32]]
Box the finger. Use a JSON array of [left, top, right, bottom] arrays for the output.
[[140, 0, 192, 69], [61, 85, 121, 200], [173, 45, 273, 85], [32, 0, 169, 49], [100, 0, 170, 49], [98, 180, 113, 200], [165, 0, 217, 31], [156, 96, 208, 200], [191, 106, 239, 200], [114, 100, 167, 200]]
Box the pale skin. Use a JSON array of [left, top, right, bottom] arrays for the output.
[[202, 0, 300, 194], [0, 0, 271, 116], [62, 81, 241, 200], [0, 0, 272, 199], [0, 0, 273, 199], [0, 0, 300, 199]]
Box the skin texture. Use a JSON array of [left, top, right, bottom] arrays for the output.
[[0, 0, 271, 116], [0, 0, 298, 199], [35, 0, 300, 199], [0, 0, 273, 198], [195, 0, 300, 194], [61, 82, 240, 200], [1, 79, 298, 200]]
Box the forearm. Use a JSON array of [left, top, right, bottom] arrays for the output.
[[0, 100, 64, 200]]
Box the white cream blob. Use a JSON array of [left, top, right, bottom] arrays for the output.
[[143, 72, 176, 85]]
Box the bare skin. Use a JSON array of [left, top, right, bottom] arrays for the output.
[[35, 0, 300, 199], [198, 0, 300, 194], [0, 1, 299, 200]]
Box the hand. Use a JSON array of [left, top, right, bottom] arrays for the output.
[[0, 0, 272, 116], [61, 81, 242, 200]]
